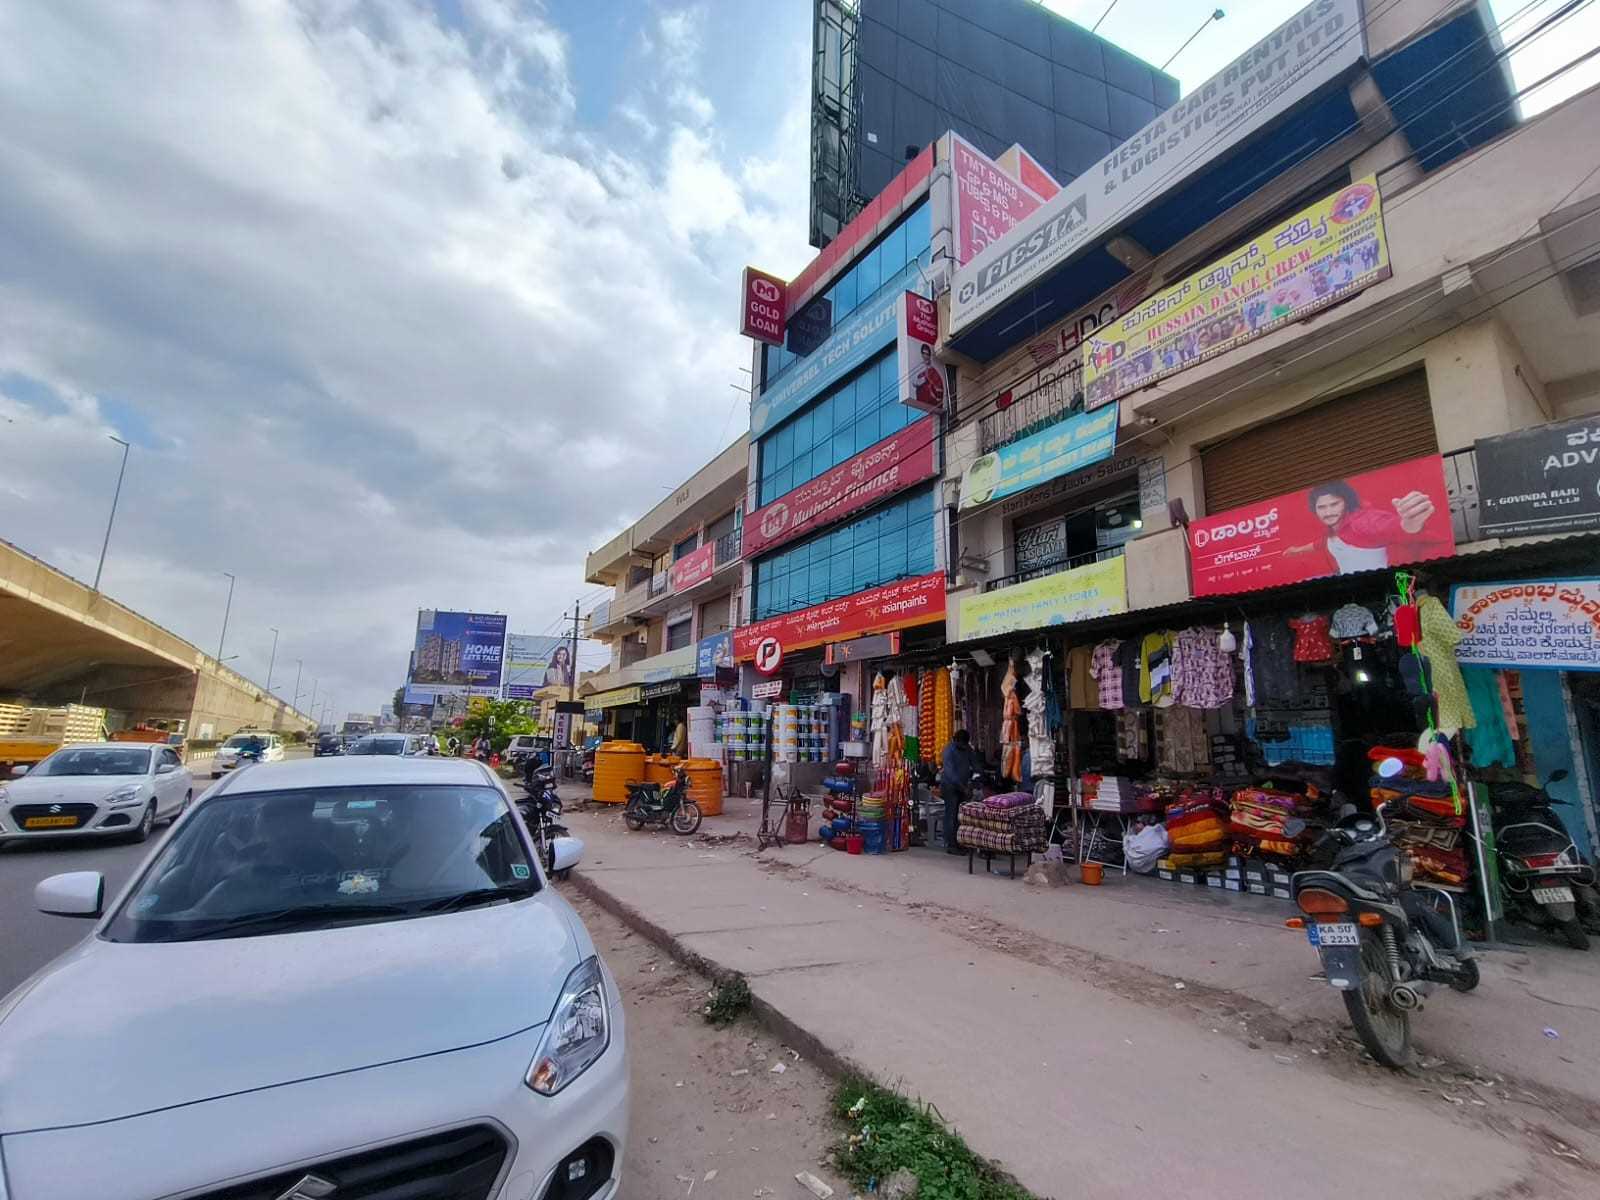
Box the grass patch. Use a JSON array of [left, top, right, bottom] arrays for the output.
[[831, 1077, 1035, 1200], [702, 974, 752, 1026]]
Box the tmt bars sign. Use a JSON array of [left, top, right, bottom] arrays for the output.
[[950, 0, 1364, 333], [740, 267, 787, 345], [950, 133, 1048, 266]]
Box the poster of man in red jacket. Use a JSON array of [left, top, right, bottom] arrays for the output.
[[1187, 455, 1456, 597]]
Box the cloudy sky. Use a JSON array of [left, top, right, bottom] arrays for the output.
[[2, 0, 1593, 721]]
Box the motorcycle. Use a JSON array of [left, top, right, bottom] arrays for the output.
[[1490, 770, 1600, 950], [1288, 801, 1479, 1068], [623, 765, 702, 835], [518, 765, 571, 877]]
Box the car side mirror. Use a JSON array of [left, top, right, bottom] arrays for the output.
[[156, 762, 177, 775], [9, 764, 29, 778], [36, 871, 105, 918], [549, 836, 584, 874]]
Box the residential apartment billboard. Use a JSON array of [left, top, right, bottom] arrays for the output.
[[503, 633, 572, 700], [407, 610, 507, 698]]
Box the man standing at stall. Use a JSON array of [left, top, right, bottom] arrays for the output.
[[939, 729, 980, 855]]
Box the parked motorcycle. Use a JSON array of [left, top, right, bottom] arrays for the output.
[[1490, 770, 1600, 950], [1289, 801, 1479, 1068], [518, 766, 571, 877], [623, 765, 702, 835]]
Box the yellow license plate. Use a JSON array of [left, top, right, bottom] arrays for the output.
[[24, 815, 79, 829]]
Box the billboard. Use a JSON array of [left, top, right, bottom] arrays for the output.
[[670, 543, 716, 593], [697, 631, 734, 677], [1082, 176, 1390, 409], [1475, 417, 1600, 538], [959, 404, 1118, 511], [742, 415, 939, 557], [733, 572, 946, 660], [407, 610, 507, 698], [951, 133, 1049, 266], [957, 557, 1127, 640], [503, 633, 573, 700], [1187, 455, 1456, 598], [740, 266, 787, 345], [950, 0, 1365, 333], [897, 293, 944, 414], [1452, 579, 1600, 672]]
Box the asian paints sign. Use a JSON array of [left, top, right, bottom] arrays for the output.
[[733, 573, 946, 659]]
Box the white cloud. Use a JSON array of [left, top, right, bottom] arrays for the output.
[[0, 0, 810, 713]]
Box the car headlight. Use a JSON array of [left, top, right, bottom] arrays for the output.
[[106, 784, 144, 805], [526, 956, 609, 1096]]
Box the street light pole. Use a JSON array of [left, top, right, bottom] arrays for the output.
[[1162, 7, 1225, 72], [92, 436, 131, 593], [309, 678, 318, 723], [216, 572, 236, 663], [266, 627, 279, 694], [292, 659, 303, 712]]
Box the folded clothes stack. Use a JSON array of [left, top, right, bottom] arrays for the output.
[[1228, 786, 1309, 861], [958, 798, 1048, 853]]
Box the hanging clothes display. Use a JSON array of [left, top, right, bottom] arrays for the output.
[[999, 661, 1023, 781], [1246, 618, 1298, 703], [1024, 647, 1055, 778], [1288, 614, 1335, 663], [1330, 603, 1380, 639], [1462, 666, 1514, 766], [1067, 644, 1098, 710], [1139, 631, 1177, 706], [1173, 626, 1234, 709], [1090, 640, 1125, 710], [1417, 595, 1473, 736], [870, 672, 891, 763]]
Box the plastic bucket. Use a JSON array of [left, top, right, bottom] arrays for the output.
[[846, 834, 864, 855], [860, 823, 886, 854], [1080, 862, 1104, 886]]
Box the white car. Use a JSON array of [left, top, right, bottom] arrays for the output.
[[0, 756, 627, 1200], [211, 731, 285, 778], [0, 742, 192, 844], [345, 733, 430, 756]]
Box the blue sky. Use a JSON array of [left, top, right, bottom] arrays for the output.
[[0, 0, 1595, 715]]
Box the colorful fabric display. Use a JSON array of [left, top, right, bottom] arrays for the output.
[[1159, 851, 1227, 869]]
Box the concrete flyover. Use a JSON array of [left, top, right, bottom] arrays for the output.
[[0, 537, 313, 739]]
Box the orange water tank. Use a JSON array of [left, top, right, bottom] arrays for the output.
[[646, 754, 677, 786], [684, 758, 724, 816], [593, 741, 645, 804]]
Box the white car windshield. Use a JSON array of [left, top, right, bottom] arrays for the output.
[[224, 735, 266, 750], [33, 747, 152, 776], [105, 784, 538, 943], [346, 737, 407, 755]]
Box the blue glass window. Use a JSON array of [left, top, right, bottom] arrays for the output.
[[751, 485, 937, 621]]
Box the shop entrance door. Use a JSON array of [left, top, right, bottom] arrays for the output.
[[1568, 672, 1600, 856]]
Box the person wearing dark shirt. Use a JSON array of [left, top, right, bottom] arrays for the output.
[[939, 730, 980, 855]]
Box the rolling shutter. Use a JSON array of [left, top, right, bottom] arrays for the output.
[[1201, 370, 1437, 514]]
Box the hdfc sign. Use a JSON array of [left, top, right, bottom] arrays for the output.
[[740, 267, 787, 346]]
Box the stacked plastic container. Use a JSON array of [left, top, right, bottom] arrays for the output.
[[718, 709, 769, 762], [687, 705, 719, 760]]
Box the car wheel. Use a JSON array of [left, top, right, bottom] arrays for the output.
[[131, 802, 156, 843], [172, 790, 193, 823]]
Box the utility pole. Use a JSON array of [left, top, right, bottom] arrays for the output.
[[93, 436, 131, 593], [216, 572, 236, 662], [563, 600, 581, 755], [266, 627, 279, 694], [309, 677, 319, 723], [292, 659, 303, 713]]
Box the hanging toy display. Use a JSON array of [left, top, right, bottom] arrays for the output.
[[1393, 570, 1462, 815]]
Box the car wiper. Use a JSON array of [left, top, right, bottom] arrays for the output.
[[420, 884, 535, 913], [185, 902, 411, 940]]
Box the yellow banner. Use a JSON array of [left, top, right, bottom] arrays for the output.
[[1082, 176, 1390, 410], [959, 556, 1128, 640], [589, 686, 642, 709]]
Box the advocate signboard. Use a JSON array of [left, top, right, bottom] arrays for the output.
[[1187, 455, 1456, 598], [733, 572, 946, 660], [751, 260, 925, 439], [897, 293, 944, 414], [1475, 417, 1600, 538], [407, 610, 507, 698], [670, 542, 716, 593], [1452, 578, 1600, 672], [740, 266, 787, 345], [1082, 176, 1390, 409], [957, 556, 1127, 640], [950, 0, 1365, 334], [951, 132, 1048, 266], [503, 633, 573, 700], [743, 414, 939, 557], [959, 403, 1118, 511]]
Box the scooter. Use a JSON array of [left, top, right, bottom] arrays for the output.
[[1288, 801, 1479, 1068], [1491, 770, 1600, 950], [623, 765, 702, 835], [519, 766, 570, 877]]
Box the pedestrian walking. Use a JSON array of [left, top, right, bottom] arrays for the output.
[[938, 729, 980, 855]]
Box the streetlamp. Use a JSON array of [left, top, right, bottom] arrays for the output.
[[266, 627, 279, 694], [309, 678, 318, 723], [292, 659, 303, 713], [216, 572, 236, 663], [92, 435, 131, 593], [1162, 8, 1225, 72]]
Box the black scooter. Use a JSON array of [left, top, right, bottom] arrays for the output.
[[1289, 802, 1479, 1068], [624, 765, 702, 835], [1491, 770, 1600, 950], [519, 765, 570, 876]]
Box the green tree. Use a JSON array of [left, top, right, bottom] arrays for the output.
[[459, 699, 535, 752], [392, 686, 406, 716]]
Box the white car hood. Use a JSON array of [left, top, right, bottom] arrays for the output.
[[5, 775, 141, 804], [0, 893, 579, 1133]]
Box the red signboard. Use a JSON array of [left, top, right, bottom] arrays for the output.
[[898, 295, 944, 414], [952, 134, 1046, 266], [740, 266, 787, 345], [742, 415, 939, 559], [734, 573, 946, 661], [1015, 146, 1060, 199], [1187, 455, 1457, 598], [670, 542, 715, 593]]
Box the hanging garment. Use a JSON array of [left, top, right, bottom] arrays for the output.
[[1117, 637, 1143, 706], [1243, 622, 1256, 707], [1393, 602, 1422, 648], [1498, 670, 1518, 735], [1289, 614, 1335, 663], [1090, 640, 1125, 710], [1140, 631, 1177, 706], [1418, 595, 1473, 736], [1115, 709, 1148, 760], [1068, 645, 1098, 710], [1463, 666, 1515, 767], [1248, 619, 1299, 703], [1173, 626, 1234, 709], [1330, 603, 1380, 640]]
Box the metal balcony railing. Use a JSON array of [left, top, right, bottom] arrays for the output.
[[714, 529, 742, 567], [648, 570, 670, 598], [982, 547, 1122, 593], [978, 370, 1082, 455]]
